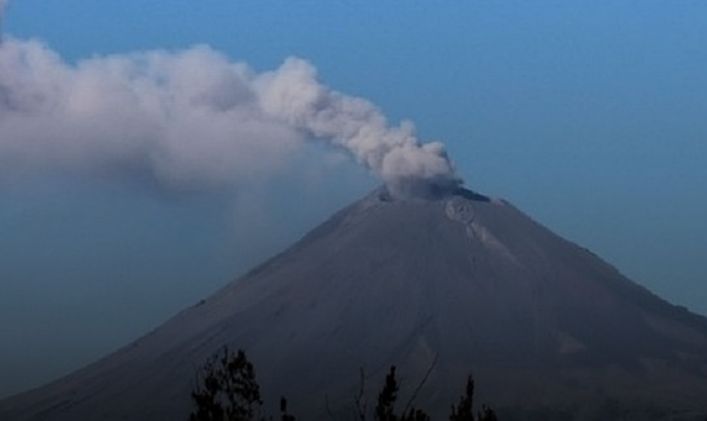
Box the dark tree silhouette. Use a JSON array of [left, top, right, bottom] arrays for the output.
[[402, 408, 432, 421], [450, 375, 497, 421], [279, 396, 296, 421], [373, 366, 431, 421], [189, 347, 263, 421], [450, 375, 475, 421], [476, 406, 497, 421], [375, 366, 400, 421], [190, 350, 494, 421]]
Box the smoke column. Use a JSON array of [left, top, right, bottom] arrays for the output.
[[0, 31, 461, 198]]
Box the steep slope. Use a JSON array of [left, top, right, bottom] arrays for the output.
[[2, 188, 707, 420]]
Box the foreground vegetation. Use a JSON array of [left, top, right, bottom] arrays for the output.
[[189, 347, 497, 421]]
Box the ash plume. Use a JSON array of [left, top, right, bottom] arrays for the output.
[[0, 35, 461, 197]]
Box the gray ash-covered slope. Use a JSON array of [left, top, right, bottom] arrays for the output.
[[2, 187, 707, 420]]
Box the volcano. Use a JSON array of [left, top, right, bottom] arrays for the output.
[[2, 187, 707, 420]]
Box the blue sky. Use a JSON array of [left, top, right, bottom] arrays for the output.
[[1, 0, 706, 398]]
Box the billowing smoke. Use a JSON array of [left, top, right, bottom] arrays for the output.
[[0, 34, 461, 198]]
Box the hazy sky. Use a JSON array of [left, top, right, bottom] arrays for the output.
[[2, 0, 706, 399]]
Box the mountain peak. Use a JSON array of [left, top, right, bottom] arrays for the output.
[[378, 183, 492, 202], [381, 173, 464, 201]]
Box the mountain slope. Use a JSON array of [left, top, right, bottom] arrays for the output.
[[2, 188, 707, 420]]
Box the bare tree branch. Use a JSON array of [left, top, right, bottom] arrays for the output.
[[354, 366, 367, 421], [402, 354, 439, 415]]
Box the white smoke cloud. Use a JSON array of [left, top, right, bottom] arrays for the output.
[[0, 36, 461, 198]]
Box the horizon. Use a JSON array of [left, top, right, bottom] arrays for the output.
[[2, 0, 707, 400]]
